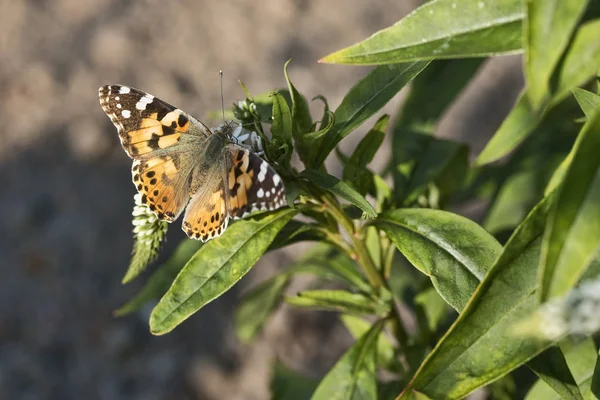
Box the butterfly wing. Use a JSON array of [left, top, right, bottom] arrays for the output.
[[226, 146, 286, 219], [131, 156, 194, 221], [99, 85, 211, 221], [181, 171, 229, 242], [99, 85, 211, 157]]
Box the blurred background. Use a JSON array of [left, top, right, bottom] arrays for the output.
[[0, 0, 524, 399]]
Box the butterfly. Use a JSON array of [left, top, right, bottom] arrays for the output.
[[98, 85, 286, 242]]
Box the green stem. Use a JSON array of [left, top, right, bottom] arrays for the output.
[[321, 195, 385, 290], [382, 237, 396, 280], [310, 187, 409, 350]]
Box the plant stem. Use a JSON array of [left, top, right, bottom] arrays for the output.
[[382, 237, 396, 280], [317, 191, 410, 350], [321, 194, 385, 289]]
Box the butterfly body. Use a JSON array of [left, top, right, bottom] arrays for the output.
[[99, 85, 286, 242]]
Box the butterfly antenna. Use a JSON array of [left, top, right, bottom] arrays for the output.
[[219, 70, 226, 124]]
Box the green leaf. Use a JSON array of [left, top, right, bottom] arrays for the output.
[[347, 115, 388, 168], [319, 0, 523, 64], [524, 0, 588, 109], [284, 60, 314, 167], [340, 315, 401, 372], [234, 274, 289, 343], [573, 87, 600, 118], [527, 346, 583, 400], [270, 91, 293, 166], [313, 94, 332, 128], [402, 194, 555, 399], [149, 208, 298, 335], [484, 162, 555, 234], [544, 89, 600, 196], [414, 287, 449, 334], [392, 60, 481, 204], [343, 115, 388, 195], [285, 290, 389, 317], [114, 239, 202, 316], [476, 19, 600, 165], [301, 169, 377, 219], [271, 360, 319, 400], [302, 111, 335, 142], [526, 339, 597, 400], [475, 91, 541, 166], [374, 175, 393, 213], [310, 320, 383, 400], [539, 108, 600, 301], [287, 245, 372, 294], [315, 62, 430, 166], [404, 138, 469, 205], [397, 59, 484, 134], [554, 19, 600, 97], [268, 220, 327, 252], [592, 350, 600, 399], [374, 209, 502, 311]]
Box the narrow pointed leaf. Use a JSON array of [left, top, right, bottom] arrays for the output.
[[343, 115, 388, 195], [287, 245, 372, 294], [234, 274, 289, 343], [402, 194, 555, 399], [301, 169, 377, 218], [149, 208, 298, 335], [347, 115, 388, 168], [414, 287, 449, 334], [395, 59, 484, 135], [268, 223, 328, 252], [114, 239, 202, 316], [524, 0, 588, 108], [544, 88, 600, 195], [284, 60, 314, 167], [539, 108, 600, 301], [573, 88, 600, 118], [341, 315, 400, 372], [476, 19, 600, 165], [315, 62, 430, 166], [404, 138, 469, 205], [527, 346, 583, 400], [374, 209, 502, 311], [310, 320, 383, 400], [591, 350, 600, 398], [271, 91, 293, 165], [526, 339, 597, 399], [320, 0, 523, 64], [392, 60, 482, 204], [285, 290, 389, 316]]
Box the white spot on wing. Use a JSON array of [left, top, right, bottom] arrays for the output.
[[258, 161, 268, 182], [257, 188, 264, 198], [273, 174, 281, 186], [122, 110, 131, 118], [135, 95, 154, 111], [119, 86, 131, 94]]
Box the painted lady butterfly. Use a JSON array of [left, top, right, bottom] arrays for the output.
[[99, 85, 286, 242]]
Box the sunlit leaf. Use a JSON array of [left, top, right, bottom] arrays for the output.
[[149, 209, 298, 334], [320, 0, 523, 64]]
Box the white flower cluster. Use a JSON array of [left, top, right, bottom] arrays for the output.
[[234, 99, 258, 121], [517, 278, 600, 340], [131, 193, 167, 245]]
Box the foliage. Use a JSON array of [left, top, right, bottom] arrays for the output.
[[115, 1, 600, 398]]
